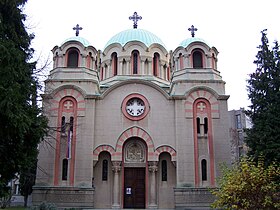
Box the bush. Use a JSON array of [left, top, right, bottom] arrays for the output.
[[211, 157, 280, 209]]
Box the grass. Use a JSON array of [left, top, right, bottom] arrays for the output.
[[5, 207, 27, 210]]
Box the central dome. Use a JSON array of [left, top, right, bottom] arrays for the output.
[[104, 28, 166, 49]]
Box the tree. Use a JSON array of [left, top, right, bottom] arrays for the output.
[[245, 29, 280, 165], [0, 0, 48, 206], [211, 157, 280, 209], [19, 156, 37, 207]]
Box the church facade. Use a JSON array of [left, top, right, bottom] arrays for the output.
[[33, 13, 231, 209]]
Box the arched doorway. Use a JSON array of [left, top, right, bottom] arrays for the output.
[[123, 138, 147, 209]]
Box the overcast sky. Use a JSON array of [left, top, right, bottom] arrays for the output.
[[24, 0, 280, 110]]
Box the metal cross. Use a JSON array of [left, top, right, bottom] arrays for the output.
[[73, 24, 83, 36], [188, 25, 197, 37], [129, 12, 142, 29], [197, 102, 206, 111]]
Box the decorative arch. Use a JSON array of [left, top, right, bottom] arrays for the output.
[[155, 145, 177, 162], [54, 96, 78, 186], [49, 87, 86, 117], [193, 98, 215, 187], [113, 126, 155, 161], [93, 144, 115, 161], [148, 44, 168, 54], [184, 89, 219, 119], [99, 79, 170, 100]]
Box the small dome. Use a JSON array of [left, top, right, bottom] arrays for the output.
[[179, 37, 210, 48], [61, 36, 91, 47], [104, 28, 166, 49]]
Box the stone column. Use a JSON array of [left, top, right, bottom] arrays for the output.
[[126, 60, 130, 75], [147, 58, 152, 75], [148, 161, 158, 208], [141, 60, 145, 75], [119, 60, 123, 75], [112, 161, 121, 209]]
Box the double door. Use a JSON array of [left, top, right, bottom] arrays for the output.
[[124, 167, 145, 208]]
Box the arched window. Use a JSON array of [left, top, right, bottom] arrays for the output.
[[193, 50, 203, 68], [204, 117, 208, 134], [102, 159, 108, 181], [61, 116, 66, 133], [112, 52, 118, 76], [212, 53, 217, 69], [67, 48, 79, 67], [70, 116, 74, 132], [162, 160, 167, 181], [201, 159, 207, 181], [153, 52, 160, 76], [100, 67, 104, 81], [62, 159, 68, 180], [132, 50, 139, 74], [86, 52, 92, 69], [179, 53, 183, 69], [167, 66, 170, 81], [196, 117, 200, 134]]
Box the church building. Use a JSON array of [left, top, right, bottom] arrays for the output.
[[33, 12, 231, 209]]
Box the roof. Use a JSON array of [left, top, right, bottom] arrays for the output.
[[179, 37, 210, 48], [61, 36, 91, 47], [104, 28, 166, 49]]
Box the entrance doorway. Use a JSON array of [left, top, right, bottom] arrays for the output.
[[124, 167, 145, 208]]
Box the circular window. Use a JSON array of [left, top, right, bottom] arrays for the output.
[[126, 98, 145, 117], [122, 94, 150, 121]]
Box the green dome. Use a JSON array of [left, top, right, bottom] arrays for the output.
[[179, 37, 209, 48], [104, 29, 166, 49], [61, 36, 91, 47]]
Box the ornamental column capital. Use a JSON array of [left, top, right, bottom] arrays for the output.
[[148, 161, 158, 173], [112, 161, 122, 173]]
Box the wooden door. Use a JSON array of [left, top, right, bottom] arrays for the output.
[[124, 167, 145, 208]]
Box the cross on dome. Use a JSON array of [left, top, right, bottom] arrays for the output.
[[73, 24, 83, 36], [129, 12, 142, 29], [188, 25, 197, 37]]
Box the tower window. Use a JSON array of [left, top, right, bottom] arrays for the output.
[[61, 116, 66, 133], [153, 52, 160, 76], [204, 117, 208, 134], [132, 50, 139, 74], [193, 51, 203, 68], [196, 117, 200, 134], [201, 159, 207, 181], [70, 116, 74, 132], [102, 159, 108, 181], [67, 49, 79, 67], [62, 159, 68, 180], [179, 53, 183, 69], [162, 160, 167, 181], [112, 52, 118, 76]]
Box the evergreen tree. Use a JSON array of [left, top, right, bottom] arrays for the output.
[[0, 0, 47, 203], [246, 29, 280, 165]]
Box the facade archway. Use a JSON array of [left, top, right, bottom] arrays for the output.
[[113, 126, 155, 161], [123, 138, 147, 209]]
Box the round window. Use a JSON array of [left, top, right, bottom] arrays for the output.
[[122, 94, 150, 121]]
